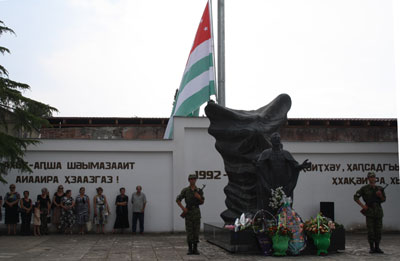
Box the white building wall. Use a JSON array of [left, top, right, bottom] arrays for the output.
[[1, 117, 399, 232]]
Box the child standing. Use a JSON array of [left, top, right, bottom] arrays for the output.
[[33, 201, 41, 236]]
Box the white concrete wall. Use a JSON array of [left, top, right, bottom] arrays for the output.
[[1, 117, 399, 232]]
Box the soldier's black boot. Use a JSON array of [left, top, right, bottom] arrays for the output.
[[192, 243, 200, 255], [375, 242, 384, 254], [187, 243, 193, 255], [369, 242, 375, 254]]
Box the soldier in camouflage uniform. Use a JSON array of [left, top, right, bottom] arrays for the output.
[[354, 172, 386, 254], [176, 174, 204, 255]]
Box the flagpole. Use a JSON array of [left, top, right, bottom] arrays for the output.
[[217, 0, 225, 106], [209, 0, 217, 100]]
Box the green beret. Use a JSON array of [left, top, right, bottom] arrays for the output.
[[188, 174, 197, 180], [367, 172, 376, 178]]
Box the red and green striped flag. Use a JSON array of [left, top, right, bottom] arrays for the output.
[[164, 1, 216, 139]]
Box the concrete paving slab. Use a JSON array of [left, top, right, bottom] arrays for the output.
[[0, 232, 399, 260]]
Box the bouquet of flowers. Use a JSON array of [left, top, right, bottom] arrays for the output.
[[269, 187, 290, 212], [233, 213, 253, 232], [267, 223, 292, 237], [251, 209, 276, 234], [304, 213, 335, 236]]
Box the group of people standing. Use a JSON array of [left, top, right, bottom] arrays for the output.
[[1, 184, 147, 236]]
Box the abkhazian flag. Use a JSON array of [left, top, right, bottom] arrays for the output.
[[163, 1, 216, 139]]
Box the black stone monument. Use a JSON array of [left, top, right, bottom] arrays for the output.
[[204, 94, 344, 254], [205, 93, 308, 222]]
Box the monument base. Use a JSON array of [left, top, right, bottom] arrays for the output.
[[204, 222, 345, 255], [204, 222, 260, 253]]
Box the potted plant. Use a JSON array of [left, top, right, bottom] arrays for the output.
[[267, 212, 293, 257], [267, 223, 292, 256], [304, 213, 335, 255]]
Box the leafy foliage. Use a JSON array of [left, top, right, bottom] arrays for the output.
[[304, 213, 336, 236], [0, 20, 58, 183]]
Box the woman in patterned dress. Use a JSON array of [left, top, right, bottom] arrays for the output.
[[4, 184, 20, 235], [113, 187, 129, 233], [60, 190, 75, 234], [93, 187, 110, 234], [75, 187, 90, 235]]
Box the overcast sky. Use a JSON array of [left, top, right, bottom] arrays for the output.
[[0, 0, 399, 118]]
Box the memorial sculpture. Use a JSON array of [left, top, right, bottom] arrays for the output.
[[256, 132, 310, 212], [205, 94, 310, 224]]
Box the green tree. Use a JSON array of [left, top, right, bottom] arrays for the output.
[[0, 20, 57, 183]]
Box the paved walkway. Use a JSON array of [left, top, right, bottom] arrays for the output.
[[0, 232, 399, 260]]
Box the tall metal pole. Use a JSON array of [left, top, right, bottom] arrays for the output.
[[217, 0, 226, 106]]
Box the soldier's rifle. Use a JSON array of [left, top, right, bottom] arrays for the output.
[[360, 184, 388, 216], [180, 184, 206, 218]]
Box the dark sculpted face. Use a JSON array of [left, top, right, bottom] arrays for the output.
[[271, 133, 281, 147]]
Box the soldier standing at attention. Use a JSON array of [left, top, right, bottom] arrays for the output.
[[354, 172, 386, 254], [176, 174, 204, 255]]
